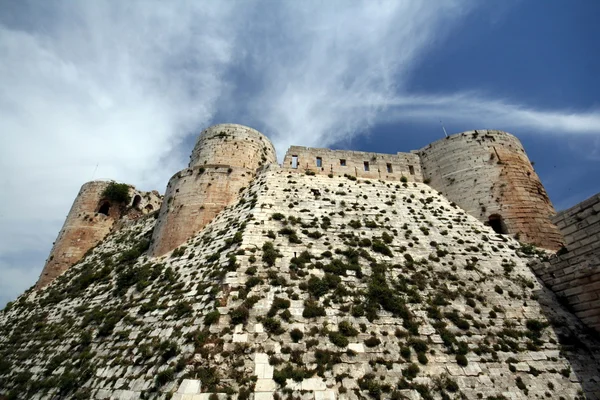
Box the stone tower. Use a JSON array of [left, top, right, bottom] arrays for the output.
[[418, 130, 563, 250], [36, 180, 161, 289], [149, 124, 277, 256]]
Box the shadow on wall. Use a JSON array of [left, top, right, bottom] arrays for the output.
[[534, 282, 600, 398]]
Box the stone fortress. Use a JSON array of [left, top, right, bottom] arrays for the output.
[[3, 123, 598, 399], [40, 124, 565, 286]]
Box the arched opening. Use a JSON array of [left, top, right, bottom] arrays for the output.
[[98, 201, 111, 216], [132, 195, 142, 208], [488, 214, 508, 234], [144, 204, 154, 211]]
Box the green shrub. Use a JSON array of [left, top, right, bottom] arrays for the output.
[[402, 363, 420, 380], [456, 354, 468, 366], [371, 240, 392, 256], [155, 368, 174, 387], [290, 328, 304, 342], [338, 321, 359, 336], [364, 336, 381, 347], [230, 306, 250, 325], [262, 242, 280, 266], [102, 182, 131, 204], [302, 299, 326, 318], [329, 331, 349, 347], [263, 318, 284, 335], [204, 310, 220, 325]]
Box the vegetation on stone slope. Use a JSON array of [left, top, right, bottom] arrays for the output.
[[0, 172, 599, 400]]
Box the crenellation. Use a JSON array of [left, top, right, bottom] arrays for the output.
[[282, 146, 423, 182]]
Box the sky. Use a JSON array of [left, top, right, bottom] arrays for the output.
[[0, 0, 599, 308]]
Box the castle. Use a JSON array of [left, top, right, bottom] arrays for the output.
[[38, 124, 563, 288], [3, 123, 600, 399]]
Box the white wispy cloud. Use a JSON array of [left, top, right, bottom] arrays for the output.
[[1, 0, 597, 307], [383, 92, 600, 136], [0, 1, 240, 305]]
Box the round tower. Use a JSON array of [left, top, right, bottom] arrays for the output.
[[419, 130, 563, 250], [36, 181, 161, 289], [149, 124, 277, 256]]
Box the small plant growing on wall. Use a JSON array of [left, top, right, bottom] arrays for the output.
[[102, 182, 131, 204]]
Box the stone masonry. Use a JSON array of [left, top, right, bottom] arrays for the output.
[[532, 193, 600, 332], [150, 124, 278, 257], [36, 181, 162, 288], [2, 168, 600, 399], [283, 146, 423, 182], [419, 130, 563, 250], [4, 123, 600, 400]]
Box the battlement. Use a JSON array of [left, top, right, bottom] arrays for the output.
[[36, 181, 162, 288], [37, 125, 566, 287], [283, 146, 423, 182]]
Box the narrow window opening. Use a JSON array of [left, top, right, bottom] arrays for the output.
[[291, 155, 298, 169], [340, 159, 346, 166], [132, 195, 142, 208], [488, 214, 508, 234], [316, 157, 322, 168], [386, 163, 393, 173], [144, 204, 154, 211], [364, 161, 370, 171], [409, 165, 415, 175], [98, 202, 111, 216]]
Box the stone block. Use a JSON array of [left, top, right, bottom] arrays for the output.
[[177, 379, 201, 394], [314, 390, 336, 400], [255, 379, 277, 392], [302, 378, 327, 391]]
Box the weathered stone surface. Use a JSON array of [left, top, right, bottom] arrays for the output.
[[419, 130, 563, 250], [5, 125, 600, 400]]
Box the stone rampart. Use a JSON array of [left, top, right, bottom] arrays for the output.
[[149, 166, 253, 256], [150, 124, 277, 256], [36, 181, 162, 288], [532, 193, 600, 332], [190, 124, 277, 169], [282, 146, 423, 182], [419, 130, 563, 250]]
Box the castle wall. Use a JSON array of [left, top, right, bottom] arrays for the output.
[[282, 146, 423, 182], [36, 181, 162, 288], [190, 124, 277, 169], [532, 193, 600, 332], [150, 124, 277, 257], [149, 166, 253, 256], [418, 130, 563, 250]]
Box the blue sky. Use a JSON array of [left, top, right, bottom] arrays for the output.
[[0, 0, 598, 307]]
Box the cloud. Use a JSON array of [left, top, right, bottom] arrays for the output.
[[0, 1, 240, 306], [237, 1, 475, 153], [382, 92, 600, 136], [5, 0, 597, 307]]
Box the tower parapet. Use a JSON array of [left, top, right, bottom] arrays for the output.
[[418, 130, 563, 250], [149, 124, 277, 256], [283, 146, 423, 182], [36, 181, 162, 288]]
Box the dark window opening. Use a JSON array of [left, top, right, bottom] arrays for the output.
[[340, 159, 346, 166], [98, 202, 111, 216], [364, 161, 370, 171], [316, 157, 322, 168], [386, 163, 393, 173], [144, 204, 154, 211], [132, 195, 142, 208], [409, 165, 415, 175], [488, 214, 508, 234], [291, 155, 298, 169]]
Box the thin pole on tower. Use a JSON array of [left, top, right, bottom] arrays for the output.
[[440, 120, 448, 137], [92, 163, 99, 180]]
